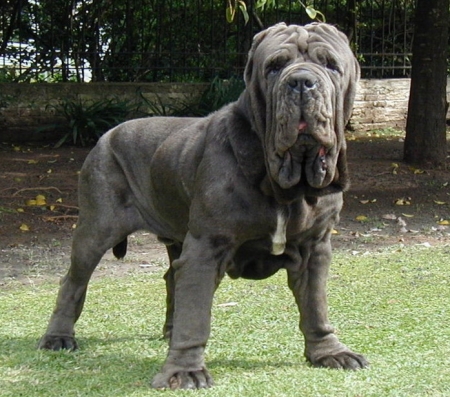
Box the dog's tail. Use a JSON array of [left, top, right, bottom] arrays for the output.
[[113, 238, 128, 259]]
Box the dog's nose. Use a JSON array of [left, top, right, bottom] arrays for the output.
[[287, 71, 317, 93]]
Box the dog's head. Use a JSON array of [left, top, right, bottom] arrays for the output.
[[242, 23, 359, 198]]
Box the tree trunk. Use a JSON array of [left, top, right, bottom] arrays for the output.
[[404, 0, 449, 167]]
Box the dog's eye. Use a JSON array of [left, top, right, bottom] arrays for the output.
[[267, 64, 283, 76], [325, 59, 342, 74], [266, 56, 289, 77]]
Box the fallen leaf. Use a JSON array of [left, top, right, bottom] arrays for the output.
[[397, 217, 407, 227], [19, 223, 30, 231], [382, 214, 397, 220], [47, 169, 52, 174], [49, 205, 56, 211], [35, 194, 47, 206], [56, 198, 63, 203], [27, 159, 38, 164], [331, 229, 339, 235], [17, 208, 24, 213], [434, 200, 446, 205], [401, 213, 414, 218], [437, 220, 450, 225], [355, 215, 368, 222], [395, 199, 411, 206], [26, 199, 37, 206], [359, 200, 370, 204], [409, 166, 425, 174]]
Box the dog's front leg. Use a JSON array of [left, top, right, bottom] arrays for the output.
[[152, 232, 226, 390], [287, 234, 368, 370]]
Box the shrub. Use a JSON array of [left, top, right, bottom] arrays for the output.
[[44, 97, 137, 147]]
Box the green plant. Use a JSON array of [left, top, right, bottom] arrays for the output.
[[177, 76, 245, 117], [42, 98, 137, 148], [137, 92, 174, 116]]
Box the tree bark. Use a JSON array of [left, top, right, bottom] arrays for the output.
[[404, 0, 449, 167]]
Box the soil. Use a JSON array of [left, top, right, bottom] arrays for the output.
[[1, 132, 449, 286]]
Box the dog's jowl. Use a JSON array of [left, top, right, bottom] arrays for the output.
[[39, 22, 368, 389]]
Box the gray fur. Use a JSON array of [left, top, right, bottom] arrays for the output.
[[38, 23, 367, 389]]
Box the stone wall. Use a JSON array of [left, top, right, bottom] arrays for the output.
[[1, 79, 449, 142]]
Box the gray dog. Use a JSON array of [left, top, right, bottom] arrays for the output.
[[39, 22, 367, 389]]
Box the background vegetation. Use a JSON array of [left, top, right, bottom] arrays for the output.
[[1, 0, 417, 82]]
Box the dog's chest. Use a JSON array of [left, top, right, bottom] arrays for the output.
[[272, 195, 340, 253]]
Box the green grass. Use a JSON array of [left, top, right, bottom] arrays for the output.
[[1, 244, 450, 396]]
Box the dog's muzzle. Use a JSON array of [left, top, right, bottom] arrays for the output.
[[269, 66, 336, 190]]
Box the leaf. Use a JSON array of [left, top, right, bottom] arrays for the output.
[[359, 200, 370, 204], [17, 208, 24, 213], [226, 4, 235, 23], [35, 194, 47, 206], [47, 169, 52, 174], [331, 229, 339, 235], [305, 5, 317, 19], [434, 200, 446, 205], [382, 214, 397, 220], [314, 9, 326, 22], [238, 1, 249, 24], [56, 198, 63, 203], [49, 205, 56, 211], [19, 223, 30, 231], [26, 199, 37, 206], [395, 199, 411, 206], [402, 213, 414, 218], [437, 220, 450, 225], [355, 215, 368, 222], [27, 159, 38, 164]]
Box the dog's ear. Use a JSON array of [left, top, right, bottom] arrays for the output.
[[244, 31, 268, 86], [343, 56, 361, 125], [244, 23, 288, 86]]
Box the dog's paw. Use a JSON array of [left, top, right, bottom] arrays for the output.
[[151, 368, 214, 390], [38, 334, 78, 351], [311, 351, 368, 370]]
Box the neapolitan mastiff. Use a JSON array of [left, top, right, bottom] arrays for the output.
[[39, 22, 367, 389]]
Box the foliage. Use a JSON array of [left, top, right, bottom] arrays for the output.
[[176, 76, 245, 117], [226, 0, 249, 23], [255, 0, 326, 22], [1, 245, 450, 395], [43, 98, 137, 148], [0, 0, 420, 82]]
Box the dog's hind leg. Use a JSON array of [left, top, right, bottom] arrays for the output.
[[38, 213, 137, 351]]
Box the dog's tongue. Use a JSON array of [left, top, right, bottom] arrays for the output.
[[298, 121, 308, 132]]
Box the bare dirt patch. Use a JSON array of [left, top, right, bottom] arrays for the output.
[[1, 132, 449, 285]]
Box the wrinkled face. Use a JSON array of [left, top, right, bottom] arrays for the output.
[[245, 23, 359, 192]]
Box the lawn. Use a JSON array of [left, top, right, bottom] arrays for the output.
[[1, 244, 449, 397]]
